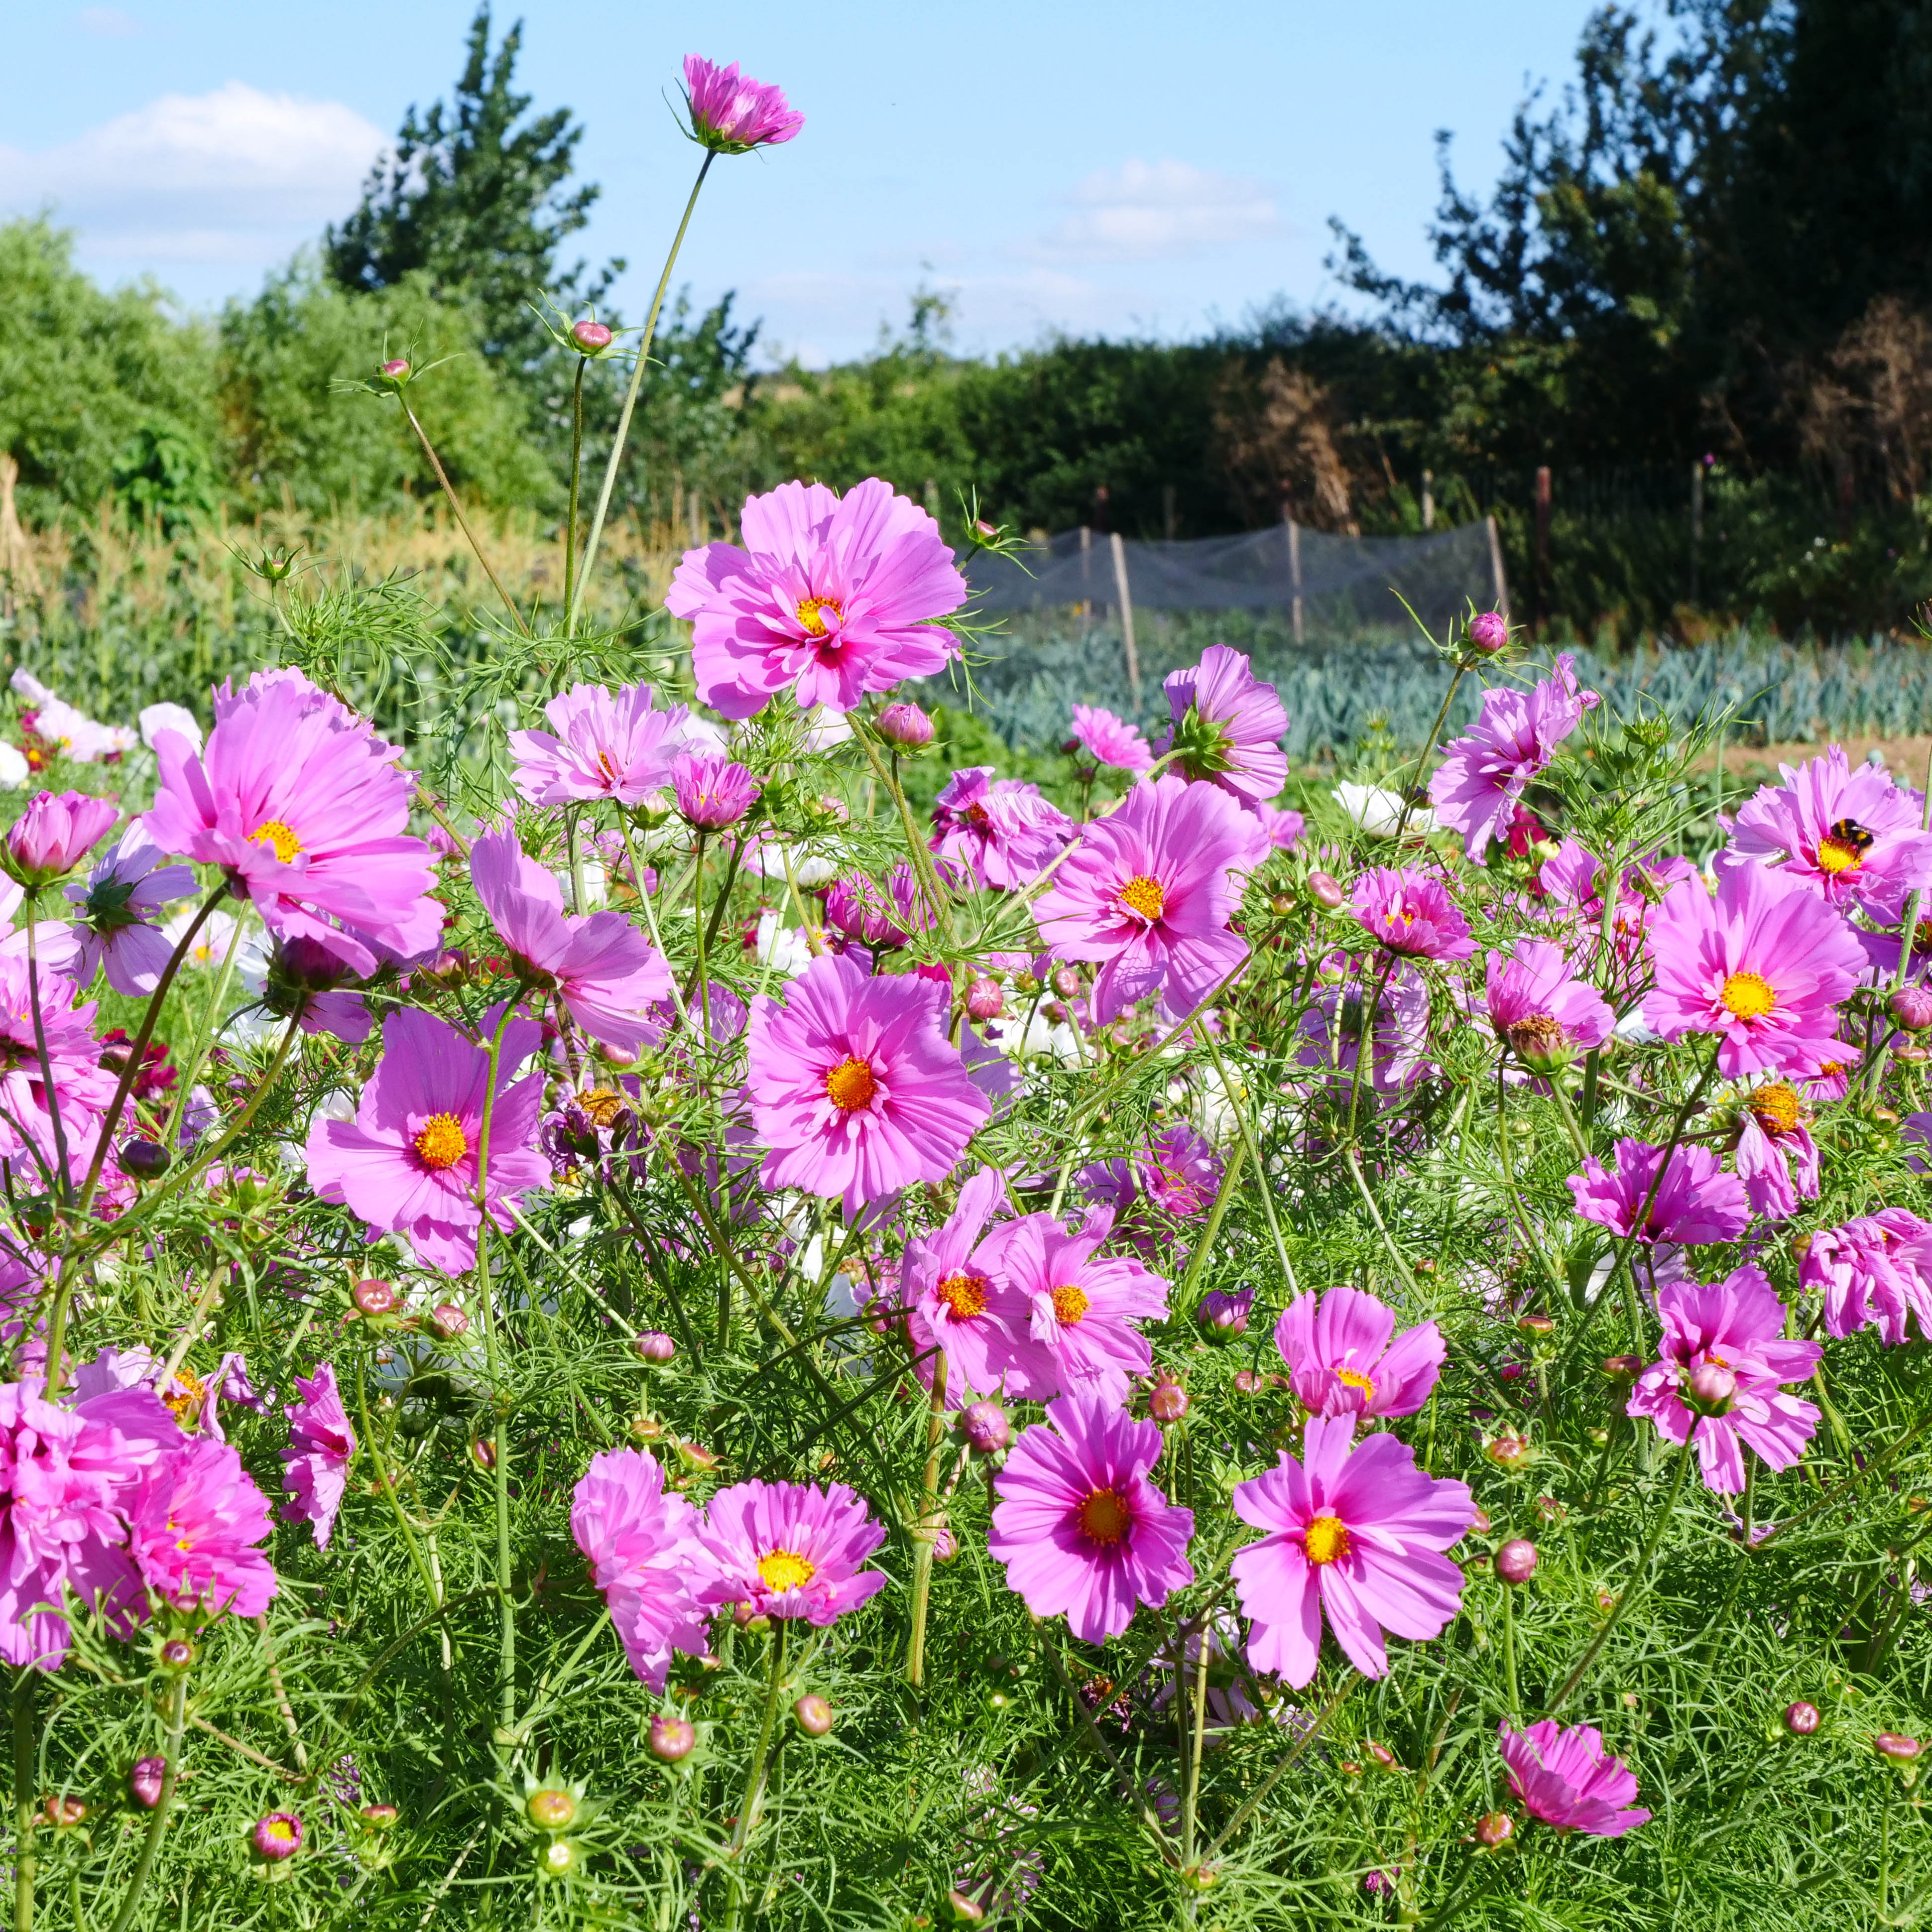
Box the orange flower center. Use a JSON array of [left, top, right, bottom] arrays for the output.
[[579, 1087, 625, 1127], [934, 1273, 988, 1321], [796, 596, 845, 639], [1747, 1081, 1802, 1136], [596, 750, 623, 788], [1118, 874, 1166, 920], [1051, 1283, 1090, 1325], [250, 819, 302, 863], [825, 1057, 877, 1111], [1719, 969, 1777, 1021], [1817, 816, 1873, 874], [757, 1549, 816, 1592], [1304, 1515, 1352, 1565], [1334, 1368, 1375, 1401], [413, 1112, 468, 1171], [162, 1368, 206, 1426], [1077, 1487, 1132, 1545]]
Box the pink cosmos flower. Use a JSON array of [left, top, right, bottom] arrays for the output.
[[981, 1204, 1170, 1404], [1534, 839, 1697, 966], [667, 479, 965, 719], [1294, 952, 1435, 1097], [694, 1479, 885, 1626], [1726, 746, 1932, 920], [1162, 646, 1289, 803], [281, 1364, 356, 1550], [930, 768, 1074, 890], [987, 1395, 1195, 1643], [1566, 1138, 1750, 1247], [303, 1006, 549, 1276], [1273, 1285, 1445, 1421], [1250, 799, 1306, 852], [1800, 1210, 1932, 1344], [1428, 655, 1599, 861], [470, 828, 672, 1056], [253, 935, 372, 1045], [0, 954, 116, 1181], [900, 1166, 1033, 1404], [824, 864, 936, 949], [571, 1448, 712, 1691], [1033, 774, 1268, 1023], [126, 1437, 278, 1620], [507, 681, 694, 808], [1068, 705, 1152, 772], [1643, 861, 1865, 1078], [682, 54, 804, 153], [1732, 1081, 1818, 1220], [64, 825, 197, 996], [1134, 1124, 1224, 1217], [672, 751, 760, 830], [1230, 1415, 1476, 1687], [744, 952, 990, 1217], [5, 791, 120, 884], [1497, 1721, 1650, 1837], [1352, 865, 1476, 961], [144, 669, 440, 978], [1626, 1265, 1820, 1493], [1485, 938, 1613, 1073]]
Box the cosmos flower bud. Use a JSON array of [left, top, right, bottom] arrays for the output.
[[794, 1694, 834, 1736], [1495, 1539, 1538, 1584], [120, 1139, 169, 1180], [128, 1759, 165, 1809], [1366, 1741, 1400, 1771], [1517, 1312, 1555, 1339], [945, 1890, 987, 1925], [1784, 1701, 1821, 1736], [964, 977, 1004, 1021], [540, 1839, 578, 1876], [1485, 1432, 1532, 1469], [648, 1716, 696, 1762], [633, 1330, 677, 1363], [1306, 870, 1346, 910], [1199, 1287, 1252, 1338], [1685, 1361, 1738, 1414], [253, 1812, 303, 1861], [352, 1278, 398, 1317], [877, 702, 935, 749], [1147, 1375, 1189, 1422], [159, 1638, 193, 1669], [6, 790, 120, 885], [1602, 1354, 1643, 1380], [1468, 610, 1510, 654], [569, 320, 613, 355], [43, 1796, 84, 1828], [933, 1522, 959, 1562], [376, 359, 410, 386], [959, 1400, 1011, 1455], [361, 1804, 400, 1829], [1890, 984, 1932, 1033], [526, 1788, 577, 1830], [1876, 1732, 1922, 1764], [1051, 965, 1083, 999], [431, 1303, 471, 1340], [1474, 1810, 1514, 1847]]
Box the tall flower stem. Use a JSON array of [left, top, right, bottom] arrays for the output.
[[686, 832, 711, 1011], [1391, 660, 1467, 845], [904, 1349, 948, 1689], [722, 1621, 787, 1930], [399, 399, 530, 636], [1175, 1136, 1248, 1309], [1200, 1029, 1299, 1299], [567, 153, 716, 633], [104, 1671, 186, 1932], [158, 901, 251, 1148], [856, 725, 956, 944], [12, 1672, 35, 1932], [562, 356, 589, 621], [1179, 1615, 1214, 1869], [1500, 1580, 1521, 1721]]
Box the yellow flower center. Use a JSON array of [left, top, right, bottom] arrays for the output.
[[1051, 1283, 1090, 1325], [1816, 816, 1873, 874], [1335, 1368, 1376, 1401], [596, 750, 623, 788], [1747, 1081, 1802, 1136], [1118, 874, 1166, 921], [413, 1112, 468, 1171], [1719, 969, 1777, 1021], [261, 1819, 297, 1846], [1304, 1515, 1352, 1566], [934, 1273, 988, 1321], [579, 1087, 625, 1128], [825, 1056, 877, 1111], [250, 819, 302, 863], [1078, 1487, 1132, 1545], [796, 596, 845, 639], [757, 1549, 817, 1593], [162, 1368, 207, 1426]]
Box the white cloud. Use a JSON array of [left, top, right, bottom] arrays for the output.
[[0, 81, 385, 264], [1029, 158, 1283, 264]]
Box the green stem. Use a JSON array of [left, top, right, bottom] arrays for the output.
[[1391, 661, 1466, 844], [1500, 1581, 1521, 1722], [13, 1672, 35, 1932], [854, 724, 956, 945], [904, 1350, 947, 1689], [1200, 1029, 1298, 1300], [400, 399, 529, 635], [1180, 1614, 1213, 1869], [158, 902, 250, 1148], [104, 1673, 186, 1932], [562, 356, 587, 621], [723, 1622, 787, 1929], [1175, 1136, 1248, 1309], [353, 1357, 445, 1617]]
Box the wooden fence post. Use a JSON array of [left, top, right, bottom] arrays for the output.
[[1283, 512, 1305, 645], [1109, 531, 1140, 701], [1690, 458, 1704, 606], [1486, 514, 1510, 619], [1534, 464, 1553, 622], [1422, 469, 1435, 532]]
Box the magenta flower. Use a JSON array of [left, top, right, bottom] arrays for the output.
[[126, 1437, 278, 1620], [1230, 1415, 1476, 1687], [571, 1448, 712, 1691], [1643, 861, 1865, 1078], [1033, 774, 1267, 1023], [1498, 1721, 1650, 1837], [1273, 1284, 1445, 1420], [1249, 799, 1306, 852], [681, 54, 804, 153], [1428, 655, 1599, 861], [0, 953, 116, 1180], [694, 1479, 885, 1625], [1162, 646, 1289, 803], [1069, 705, 1153, 772], [901, 1166, 1032, 1404], [507, 681, 694, 808], [667, 479, 965, 719], [930, 768, 1074, 890], [1732, 1081, 1818, 1220], [987, 1395, 1195, 1643], [252, 1813, 302, 1861], [303, 1006, 550, 1276], [1136, 1124, 1224, 1216], [1566, 1138, 1750, 1247], [64, 825, 198, 996], [1294, 952, 1435, 1097], [1352, 865, 1476, 962], [1726, 745, 1932, 920], [143, 669, 440, 977], [672, 751, 760, 830], [824, 864, 936, 949], [280, 1363, 356, 1551], [1801, 1210, 1932, 1344], [744, 952, 990, 1216], [5, 791, 120, 884], [1626, 1265, 1820, 1493], [1485, 938, 1613, 1073], [471, 828, 672, 1056]]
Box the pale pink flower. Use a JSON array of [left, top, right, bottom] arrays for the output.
[[507, 681, 694, 807], [571, 1448, 712, 1691], [1068, 705, 1152, 772], [281, 1364, 356, 1550], [930, 768, 1074, 890]]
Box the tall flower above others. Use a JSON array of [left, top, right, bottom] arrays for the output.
[[303, 1007, 549, 1276], [744, 952, 990, 1216], [988, 1395, 1195, 1643], [694, 1479, 885, 1625], [571, 1448, 712, 1691], [143, 668, 440, 977], [901, 1166, 1032, 1404], [930, 768, 1075, 891], [1567, 1138, 1750, 1247], [667, 479, 965, 719], [1726, 746, 1932, 920], [1162, 646, 1289, 803], [681, 54, 804, 153], [281, 1363, 357, 1551], [1626, 1265, 1821, 1493], [1230, 1415, 1476, 1687], [1274, 1285, 1445, 1421], [1033, 774, 1268, 1022], [1498, 1721, 1650, 1837], [1644, 861, 1865, 1078], [1801, 1210, 1932, 1344], [126, 1437, 278, 1620], [1352, 865, 1476, 962], [1485, 938, 1614, 1074], [63, 824, 197, 996], [507, 681, 694, 808], [1428, 655, 1599, 861], [471, 828, 673, 1056], [1068, 705, 1152, 772]]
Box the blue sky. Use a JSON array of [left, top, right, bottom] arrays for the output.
[[0, 0, 1612, 365]]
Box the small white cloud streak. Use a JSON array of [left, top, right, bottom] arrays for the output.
[[1029, 157, 1283, 263]]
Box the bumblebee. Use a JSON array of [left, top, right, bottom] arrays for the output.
[[1826, 816, 1876, 856]]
